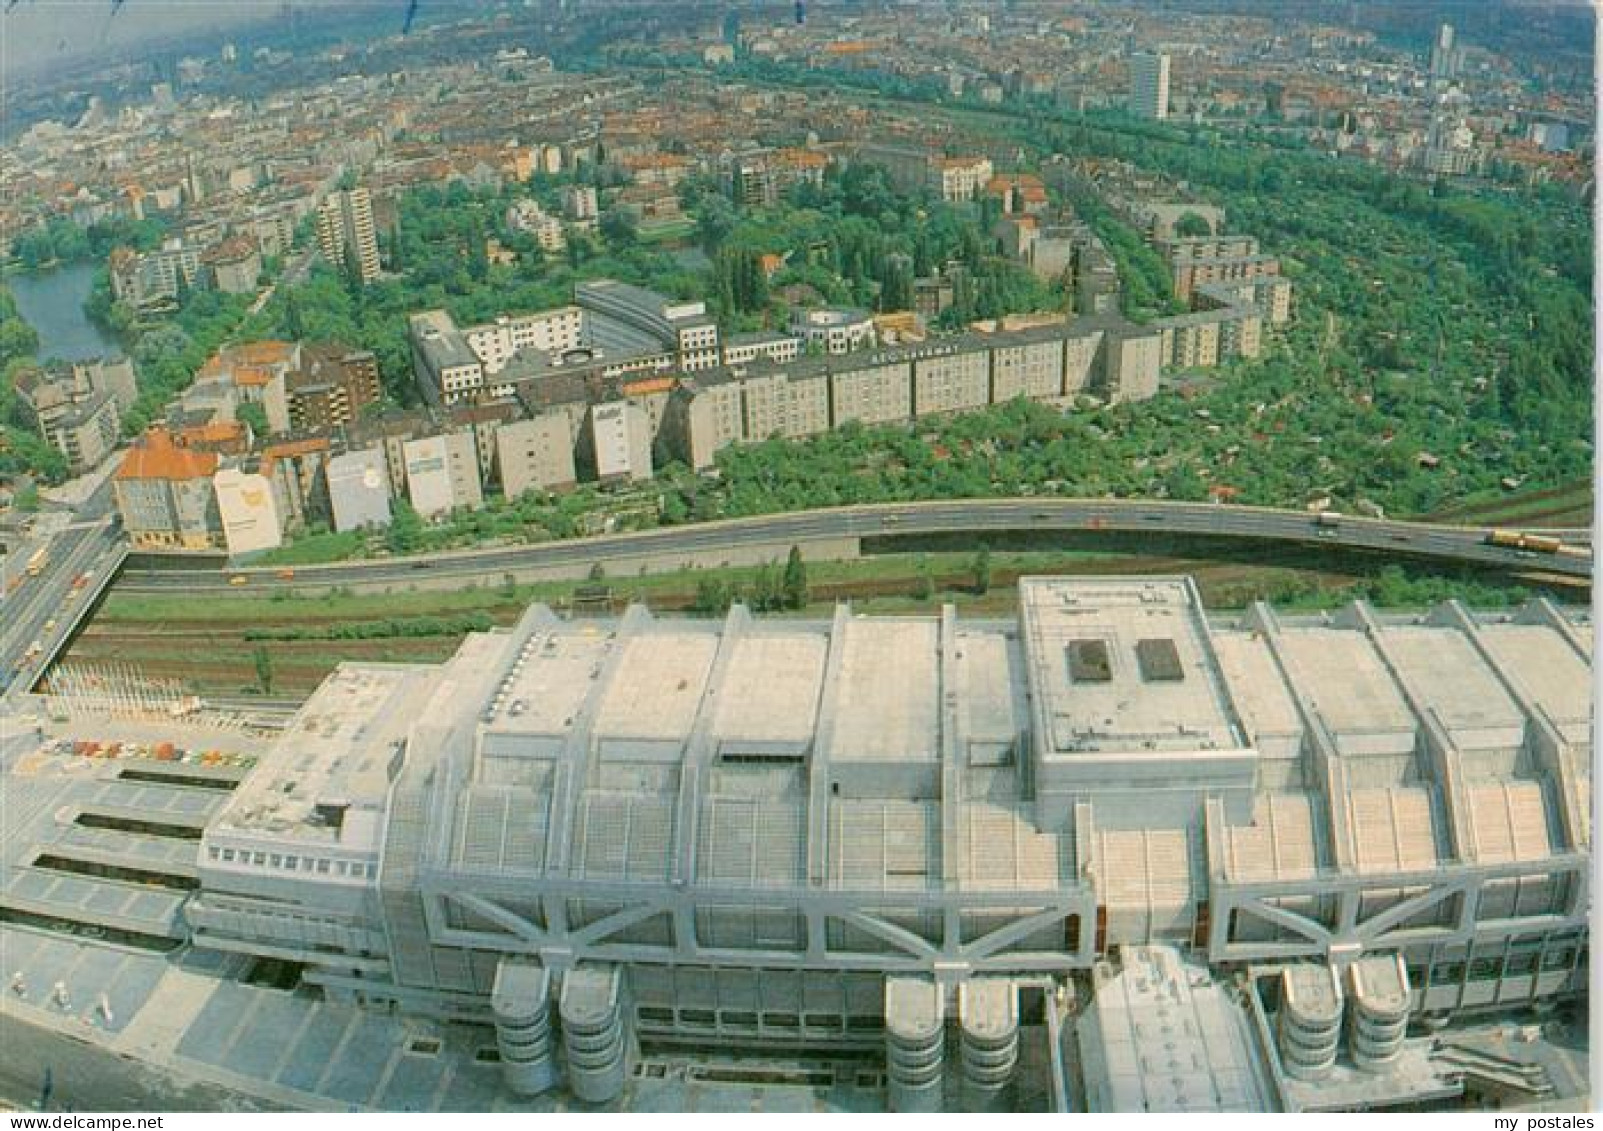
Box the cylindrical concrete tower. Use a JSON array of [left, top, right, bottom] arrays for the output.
[[1277, 964, 1343, 1081], [560, 965, 630, 1104], [492, 960, 558, 1096], [958, 978, 1019, 1110], [1347, 954, 1410, 1071], [885, 976, 945, 1112]]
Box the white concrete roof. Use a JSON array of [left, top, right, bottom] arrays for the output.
[[1381, 627, 1523, 747], [1210, 630, 1302, 747], [1020, 578, 1242, 757], [1275, 628, 1414, 750], [713, 633, 827, 749], [593, 633, 718, 743], [830, 618, 939, 763], [1478, 624, 1592, 735]]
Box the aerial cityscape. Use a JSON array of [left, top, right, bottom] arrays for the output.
[[0, 0, 1592, 1115]]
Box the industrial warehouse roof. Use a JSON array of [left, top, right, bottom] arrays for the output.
[[198, 578, 1590, 945]]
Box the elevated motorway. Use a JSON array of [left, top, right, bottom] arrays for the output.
[[115, 499, 1591, 595], [1, 522, 125, 702]]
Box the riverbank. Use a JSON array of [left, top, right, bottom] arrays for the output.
[[5, 261, 121, 362]]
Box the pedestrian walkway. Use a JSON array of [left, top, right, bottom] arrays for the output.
[[2, 922, 883, 1112]]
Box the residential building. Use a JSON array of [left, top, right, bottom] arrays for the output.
[[346, 408, 435, 501], [410, 310, 486, 404], [286, 345, 381, 433], [462, 309, 585, 377], [579, 400, 653, 483], [43, 392, 121, 472], [1429, 22, 1462, 81], [213, 466, 283, 557], [563, 184, 599, 223], [112, 427, 223, 549], [791, 307, 877, 355], [1129, 53, 1171, 121], [1102, 325, 1163, 401], [13, 357, 137, 472], [722, 332, 802, 367], [933, 156, 994, 202], [496, 413, 578, 498], [830, 358, 914, 427], [403, 432, 482, 518], [201, 237, 262, 294], [326, 448, 393, 533], [260, 438, 332, 532], [444, 402, 520, 490], [911, 346, 991, 417], [201, 340, 298, 435], [316, 187, 380, 284], [506, 199, 567, 252], [108, 242, 205, 309]]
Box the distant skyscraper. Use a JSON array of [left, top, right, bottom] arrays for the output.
[[317, 187, 380, 285], [1129, 52, 1170, 121], [1429, 22, 1460, 80]]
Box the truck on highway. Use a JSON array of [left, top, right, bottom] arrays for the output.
[[25, 546, 47, 576], [1487, 529, 1564, 555]]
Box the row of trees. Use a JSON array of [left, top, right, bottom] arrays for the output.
[[0, 286, 67, 484], [691, 546, 809, 615]]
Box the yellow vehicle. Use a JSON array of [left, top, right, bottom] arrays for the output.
[[1486, 530, 1563, 554], [229, 574, 249, 587], [25, 547, 47, 577]]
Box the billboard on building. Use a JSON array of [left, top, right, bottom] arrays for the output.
[[327, 448, 392, 532], [213, 467, 283, 557], [403, 435, 454, 518]]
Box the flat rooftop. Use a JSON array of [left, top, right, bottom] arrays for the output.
[[1274, 628, 1414, 749], [214, 664, 431, 845], [955, 629, 1025, 752], [490, 627, 612, 736], [1209, 631, 1302, 747], [1019, 578, 1242, 757], [829, 618, 938, 763], [1381, 627, 1524, 748], [594, 632, 718, 745], [713, 632, 827, 751], [1477, 624, 1592, 736]]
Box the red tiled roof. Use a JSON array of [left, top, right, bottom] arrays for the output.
[[228, 341, 295, 367], [114, 428, 219, 482]]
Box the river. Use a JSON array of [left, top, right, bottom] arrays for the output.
[[6, 262, 122, 363]]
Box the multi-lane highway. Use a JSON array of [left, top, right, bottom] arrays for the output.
[[0, 482, 124, 703], [115, 498, 1592, 595]]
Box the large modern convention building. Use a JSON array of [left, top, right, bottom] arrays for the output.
[[182, 577, 1591, 1110]]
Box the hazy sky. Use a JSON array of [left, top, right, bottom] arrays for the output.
[[0, 1, 418, 81]]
